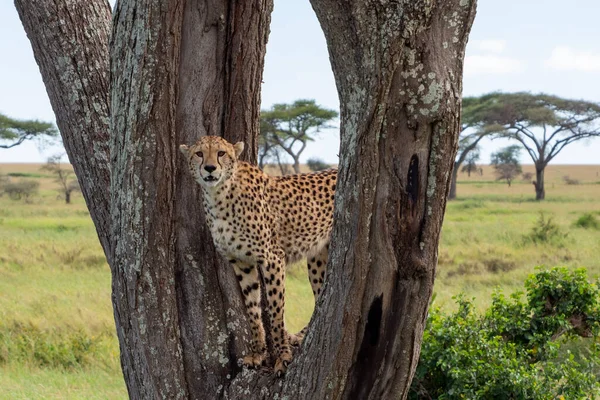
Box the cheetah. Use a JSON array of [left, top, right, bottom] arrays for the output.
[[179, 136, 336, 375]]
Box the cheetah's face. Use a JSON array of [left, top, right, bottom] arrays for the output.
[[179, 136, 245, 188]]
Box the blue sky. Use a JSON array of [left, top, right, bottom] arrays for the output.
[[1, 0, 599, 164]]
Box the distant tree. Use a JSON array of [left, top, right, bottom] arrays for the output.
[[491, 145, 522, 187], [460, 149, 480, 177], [449, 96, 504, 199], [260, 99, 338, 174], [306, 157, 331, 172], [469, 92, 600, 200], [258, 117, 278, 169], [259, 117, 292, 175], [0, 113, 58, 149], [42, 154, 80, 204]]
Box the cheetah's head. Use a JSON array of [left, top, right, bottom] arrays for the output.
[[179, 136, 245, 189]]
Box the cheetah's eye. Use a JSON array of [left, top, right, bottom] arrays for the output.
[[195, 151, 203, 158], [217, 151, 226, 157]]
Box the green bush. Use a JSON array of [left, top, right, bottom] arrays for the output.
[[3, 179, 40, 201], [575, 213, 600, 230], [410, 267, 600, 399], [523, 212, 568, 246], [0, 322, 99, 369]]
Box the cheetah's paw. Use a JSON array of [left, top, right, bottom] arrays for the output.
[[287, 332, 304, 347], [242, 351, 267, 369], [274, 349, 293, 377]]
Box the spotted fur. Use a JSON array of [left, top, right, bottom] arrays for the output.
[[180, 136, 335, 375]]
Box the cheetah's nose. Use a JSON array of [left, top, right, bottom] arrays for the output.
[[204, 165, 217, 173]]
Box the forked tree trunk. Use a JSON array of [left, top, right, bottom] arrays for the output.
[[17, 0, 476, 398]]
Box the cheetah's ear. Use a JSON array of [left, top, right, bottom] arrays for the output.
[[233, 142, 245, 158], [179, 144, 189, 156]]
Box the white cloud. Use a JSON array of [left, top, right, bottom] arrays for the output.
[[469, 39, 507, 54], [545, 46, 600, 72], [464, 55, 524, 76]]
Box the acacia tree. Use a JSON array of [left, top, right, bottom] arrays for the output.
[[472, 92, 600, 200], [261, 99, 338, 173], [16, 0, 476, 399], [491, 145, 522, 187], [461, 149, 480, 177], [0, 112, 57, 149], [259, 115, 291, 174], [42, 154, 80, 204], [448, 96, 504, 200]]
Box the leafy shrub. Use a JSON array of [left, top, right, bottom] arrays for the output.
[[3, 179, 40, 201], [446, 255, 516, 278], [411, 267, 600, 399], [306, 158, 331, 172], [574, 213, 600, 230], [523, 212, 568, 246], [0, 322, 99, 369], [563, 175, 580, 185], [521, 172, 534, 182], [483, 257, 516, 273]]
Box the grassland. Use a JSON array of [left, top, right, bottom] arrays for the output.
[[0, 163, 599, 398]]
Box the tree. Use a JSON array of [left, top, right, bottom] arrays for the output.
[[16, 0, 476, 399], [449, 96, 505, 200], [261, 99, 338, 174], [460, 148, 480, 177], [491, 145, 522, 187], [42, 154, 80, 204], [259, 116, 291, 174], [469, 92, 600, 200], [0, 112, 58, 149]]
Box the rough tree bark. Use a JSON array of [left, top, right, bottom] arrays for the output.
[[271, 2, 477, 398], [17, 0, 476, 398]]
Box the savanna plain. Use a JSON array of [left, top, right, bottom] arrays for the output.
[[1, 163, 599, 399]]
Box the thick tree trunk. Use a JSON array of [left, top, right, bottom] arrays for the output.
[[110, 0, 273, 397], [18, 0, 475, 398], [14, 0, 112, 258], [278, 1, 476, 397], [174, 0, 273, 395], [535, 164, 545, 200]]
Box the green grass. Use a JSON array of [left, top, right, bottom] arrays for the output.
[[1, 168, 600, 397]]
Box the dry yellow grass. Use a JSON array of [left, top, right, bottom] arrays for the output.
[[458, 164, 600, 184]]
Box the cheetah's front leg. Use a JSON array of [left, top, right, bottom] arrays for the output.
[[231, 260, 267, 368], [262, 249, 293, 376]]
